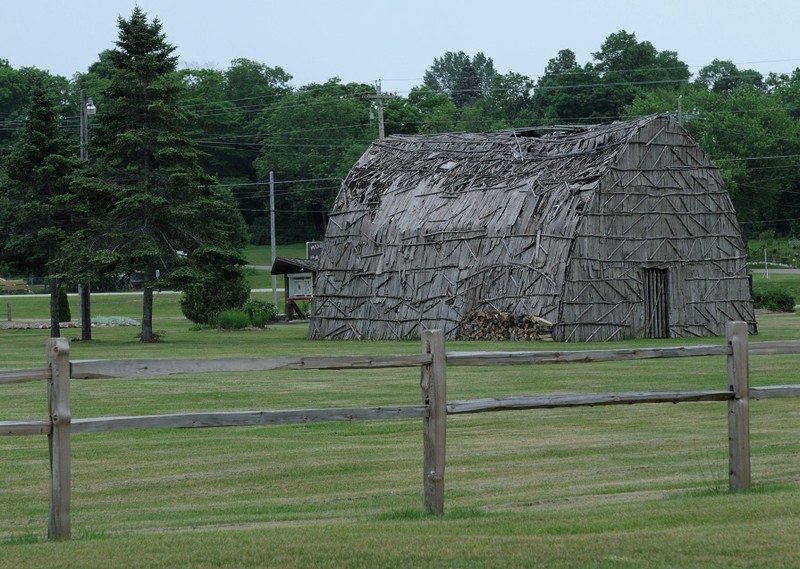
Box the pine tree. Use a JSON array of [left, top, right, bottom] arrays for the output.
[[0, 86, 82, 337], [92, 8, 243, 341]]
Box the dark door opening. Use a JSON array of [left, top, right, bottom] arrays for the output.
[[643, 268, 669, 338]]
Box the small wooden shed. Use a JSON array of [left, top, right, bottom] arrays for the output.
[[271, 257, 317, 319], [309, 115, 756, 341]]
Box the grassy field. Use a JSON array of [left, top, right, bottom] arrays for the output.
[[243, 243, 308, 267], [242, 243, 310, 290], [1, 295, 800, 567], [748, 237, 800, 267]]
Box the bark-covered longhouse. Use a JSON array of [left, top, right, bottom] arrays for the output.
[[309, 114, 756, 342]]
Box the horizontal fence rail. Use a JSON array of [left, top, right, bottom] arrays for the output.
[[70, 353, 434, 379], [751, 385, 800, 399], [0, 367, 51, 385], [1, 420, 51, 436], [2, 322, 800, 540], [447, 390, 735, 415], [70, 406, 427, 434], [445, 343, 733, 366]]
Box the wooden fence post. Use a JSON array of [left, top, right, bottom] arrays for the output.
[[47, 337, 71, 540], [726, 321, 751, 491], [421, 329, 446, 515]]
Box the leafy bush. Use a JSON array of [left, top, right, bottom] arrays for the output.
[[295, 300, 311, 317], [215, 309, 251, 329], [243, 299, 278, 327], [180, 272, 251, 325], [57, 284, 71, 323], [753, 288, 796, 312]]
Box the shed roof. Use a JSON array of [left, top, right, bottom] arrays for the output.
[[331, 115, 664, 239], [271, 257, 318, 275]]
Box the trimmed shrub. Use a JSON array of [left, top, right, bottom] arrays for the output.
[[180, 273, 251, 325], [57, 284, 71, 323], [215, 310, 251, 329], [753, 288, 796, 312], [243, 299, 278, 327]]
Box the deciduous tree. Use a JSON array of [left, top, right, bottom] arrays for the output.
[[532, 49, 602, 122], [423, 51, 497, 107], [254, 79, 373, 241], [534, 32, 690, 123], [590, 31, 689, 119], [696, 60, 764, 94]]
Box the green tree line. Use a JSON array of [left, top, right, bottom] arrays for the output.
[[4, 28, 800, 241], [2, 15, 800, 327]]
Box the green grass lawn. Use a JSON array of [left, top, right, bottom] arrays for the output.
[[243, 243, 309, 267], [2, 296, 800, 567], [242, 243, 311, 291], [748, 237, 800, 267]]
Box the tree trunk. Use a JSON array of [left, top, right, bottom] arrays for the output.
[[80, 282, 92, 341], [140, 286, 154, 341], [49, 278, 60, 338]]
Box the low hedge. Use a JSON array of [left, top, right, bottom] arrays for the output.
[[752, 288, 796, 312]]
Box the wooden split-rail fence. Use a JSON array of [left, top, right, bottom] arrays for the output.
[[2, 321, 800, 540]]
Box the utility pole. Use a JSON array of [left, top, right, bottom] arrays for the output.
[[78, 89, 96, 341], [269, 171, 277, 308], [365, 80, 397, 139]]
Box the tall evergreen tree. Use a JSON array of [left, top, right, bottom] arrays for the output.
[[92, 8, 245, 341], [0, 87, 83, 337]]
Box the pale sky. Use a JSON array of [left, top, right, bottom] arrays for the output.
[[3, 0, 799, 94]]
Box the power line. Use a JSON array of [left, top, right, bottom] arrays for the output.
[[216, 178, 340, 188], [715, 154, 800, 163]]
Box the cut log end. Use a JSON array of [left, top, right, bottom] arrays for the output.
[[455, 310, 553, 341]]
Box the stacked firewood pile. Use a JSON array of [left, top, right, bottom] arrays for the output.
[[456, 310, 553, 341]]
